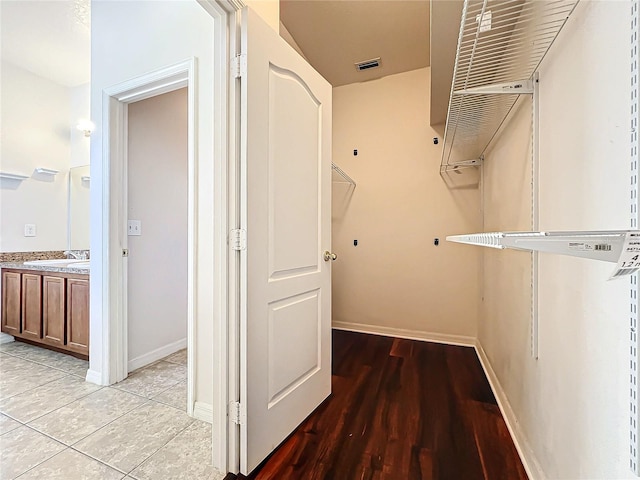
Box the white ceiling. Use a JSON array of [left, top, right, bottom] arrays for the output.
[[280, 0, 430, 87], [1, 0, 90, 87]]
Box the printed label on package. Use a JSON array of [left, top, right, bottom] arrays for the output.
[[610, 232, 640, 280]]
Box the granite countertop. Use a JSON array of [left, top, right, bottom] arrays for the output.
[[0, 262, 90, 275]]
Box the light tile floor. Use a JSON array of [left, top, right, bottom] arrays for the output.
[[0, 342, 222, 480]]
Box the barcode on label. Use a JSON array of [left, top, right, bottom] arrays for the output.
[[612, 268, 639, 278], [595, 244, 612, 251]]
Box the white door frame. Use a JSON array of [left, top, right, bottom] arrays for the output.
[[197, 0, 244, 473], [213, 1, 243, 473], [197, 0, 242, 472], [101, 59, 197, 411]]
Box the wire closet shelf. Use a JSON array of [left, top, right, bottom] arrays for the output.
[[441, 0, 578, 173], [331, 163, 356, 187], [447, 231, 630, 262]]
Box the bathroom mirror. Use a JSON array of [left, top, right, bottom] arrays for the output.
[[68, 165, 90, 250]]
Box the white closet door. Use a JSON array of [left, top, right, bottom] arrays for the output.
[[239, 6, 333, 475]]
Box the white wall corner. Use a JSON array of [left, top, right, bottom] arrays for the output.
[[127, 338, 187, 372], [0, 333, 15, 344], [474, 340, 545, 480], [194, 401, 214, 424], [332, 321, 476, 348]]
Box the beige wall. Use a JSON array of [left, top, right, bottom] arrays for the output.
[[429, 0, 463, 130], [332, 67, 481, 340], [480, 2, 632, 478], [126, 88, 188, 371], [245, 1, 279, 33]]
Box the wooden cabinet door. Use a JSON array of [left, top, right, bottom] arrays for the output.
[[66, 278, 89, 355], [21, 273, 42, 340], [43, 276, 65, 347], [1, 271, 21, 336]]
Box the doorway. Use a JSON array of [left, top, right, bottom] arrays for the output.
[[99, 60, 197, 415], [125, 88, 188, 375]]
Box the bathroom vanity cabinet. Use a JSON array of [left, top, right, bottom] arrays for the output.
[[1, 268, 89, 357]]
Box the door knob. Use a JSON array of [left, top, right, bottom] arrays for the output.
[[323, 251, 337, 262]]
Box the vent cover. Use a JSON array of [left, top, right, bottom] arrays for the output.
[[355, 57, 381, 71]]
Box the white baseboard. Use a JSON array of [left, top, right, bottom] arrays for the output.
[[474, 341, 544, 480], [332, 321, 476, 347], [128, 338, 187, 372], [85, 369, 104, 386], [194, 401, 213, 424]]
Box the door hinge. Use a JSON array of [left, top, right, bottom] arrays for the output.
[[230, 228, 247, 251], [231, 54, 247, 79], [229, 401, 245, 425]]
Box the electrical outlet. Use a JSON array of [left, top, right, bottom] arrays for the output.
[[127, 220, 142, 236], [24, 224, 36, 237]]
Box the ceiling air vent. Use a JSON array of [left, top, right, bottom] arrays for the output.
[[355, 57, 381, 71]]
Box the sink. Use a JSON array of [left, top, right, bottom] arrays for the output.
[[23, 259, 87, 266]]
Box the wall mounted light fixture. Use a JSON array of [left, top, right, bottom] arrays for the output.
[[76, 119, 95, 137]]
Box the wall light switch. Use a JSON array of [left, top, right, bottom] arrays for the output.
[[128, 220, 142, 236], [24, 224, 36, 237]]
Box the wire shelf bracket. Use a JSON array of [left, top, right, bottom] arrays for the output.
[[331, 163, 356, 187], [454, 79, 534, 95], [449, 156, 484, 171]]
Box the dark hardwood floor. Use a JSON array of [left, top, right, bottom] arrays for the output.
[[226, 330, 527, 480]]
